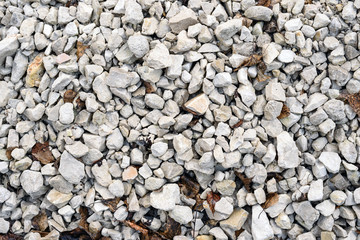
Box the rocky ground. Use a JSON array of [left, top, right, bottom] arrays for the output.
[[0, 0, 360, 239]]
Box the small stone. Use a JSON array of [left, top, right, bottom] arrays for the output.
[[0, 186, 11, 203], [150, 184, 180, 211], [214, 19, 243, 41], [123, 0, 143, 25], [169, 8, 198, 34], [122, 166, 138, 181], [145, 93, 165, 109], [184, 93, 210, 115], [46, 189, 73, 208], [304, 93, 328, 112], [151, 142, 168, 157], [92, 162, 112, 187], [220, 208, 248, 231], [284, 18, 303, 31], [59, 150, 85, 184], [318, 152, 341, 173], [106, 67, 139, 88], [76, 2, 93, 23], [147, 43, 172, 69], [265, 82, 286, 101], [308, 179, 323, 201], [339, 140, 357, 163], [313, 13, 331, 29], [252, 205, 274, 240], [26, 54, 44, 87], [59, 103, 74, 125], [277, 131, 300, 168], [213, 72, 232, 87], [353, 188, 360, 204], [128, 35, 149, 58], [108, 180, 125, 197], [65, 141, 89, 158], [292, 201, 320, 229], [0, 218, 9, 234], [244, 6, 273, 21], [169, 205, 193, 224], [330, 190, 347, 205], [0, 36, 19, 66], [20, 170, 44, 198], [277, 50, 295, 63]]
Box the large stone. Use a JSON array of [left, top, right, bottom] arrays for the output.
[[20, 170, 44, 198], [147, 43, 172, 69], [106, 67, 140, 88], [0, 81, 16, 108], [318, 152, 341, 173], [215, 19, 243, 41]]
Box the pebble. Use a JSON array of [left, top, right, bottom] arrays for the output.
[[59, 103, 74, 125], [252, 205, 274, 240], [59, 150, 85, 184], [244, 6, 273, 22], [277, 131, 300, 168], [184, 93, 210, 115], [169, 205, 193, 224], [150, 184, 180, 211], [318, 152, 341, 173], [330, 191, 347, 205], [20, 170, 44, 198]]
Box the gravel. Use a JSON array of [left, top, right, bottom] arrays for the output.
[[0, 0, 360, 239]]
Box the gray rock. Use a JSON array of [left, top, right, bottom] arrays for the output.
[[213, 72, 232, 87], [106, 129, 124, 151], [215, 19, 243, 41], [0, 218, 9, 234], [106, 67, 140, 88], [339, 140, 357, 163], [65, 141, 89, 158], [59, 150, 85, 184], [123, 0, 143, 25], [76, 2, 93, 23], [0, 36, 19, 65], [145, 93, 165, 109], [323, 99, 346, 121], [59, 103, 74, 125], [169, 8, 198, 34], [245, 6, 273, 21], [11, 51, 28, 83], [0, 81, 16, 108], [293, 201, 320, 230], [20, 170, 44, 198], [318, 152, 341, 174]]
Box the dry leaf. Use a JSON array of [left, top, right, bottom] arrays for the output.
[[266, 172, 284, 182], [231, 119, 243, 129], [32, 142, 55, 165], [235, 172, 252, 193], [256, 69, 271, 82], [179, 175, 200, 198], [76, 41, 89, 60], [60, 228, 92, 240], [32, 211, 48, 232], [6, 147, 16, 160], [240, 55, 263, 67], [262, 193, 279, 209], [102, 198, 121, 212], [124, 221, 149, 235], [277, 104, 290, 119], [304, 0, 312, 4], [159, 217, 181, 239], [342, 92, 360, 117], [76, 97, 86, 110], [206, 191, 221, 214], [143, 81, 155, 93], [194, 194, 204, 211], [79, 206, 89, 231], [64, 90, 77, 103], [65, 0, 78, 7], [0, 234, 24, 240], [257, 0, 271, 7]]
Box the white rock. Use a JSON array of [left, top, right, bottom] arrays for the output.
[[92, 161, 112, 187], [150, 184, 180, 211], [128, 35, 149, 58], [276, 131, 300, 168], [169, 8, 198, 34], [59, 150, 85, 184], [252, 205, 274, 240], [76, 2, 93, 23], [213, 72, 232, 87], [59, 103, 74, 125], [277, 50, 295, 63], [0, 81, 16, 108], [238, 85, 256, 107], [147, 43, 172, 69], [308, 179, 323, 201], [169, 205, 193, 224], [0, 36, 19, 65], [151, 142, 168, 157], [0, 218, 9, 234], [20, 170, 44, 198], [215, 19, 243, 41], [65, 141, 89, 158], [184, 93, 210, 115], [318, 152, 341, 173]]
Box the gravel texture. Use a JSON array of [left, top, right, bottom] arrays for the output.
[[0, 0, 360, 239]]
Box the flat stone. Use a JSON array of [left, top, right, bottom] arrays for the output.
[[106, 67, 139, 88], [220, 208, 248, 231], [46, 189, 73, 208], [215, 19, 243, 41]]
